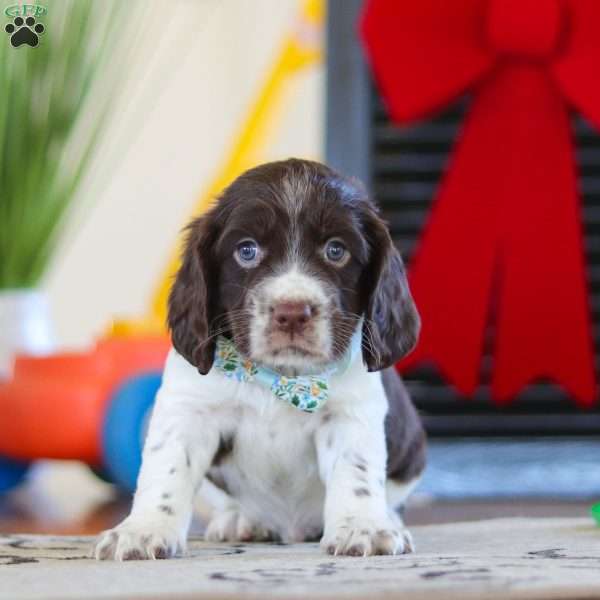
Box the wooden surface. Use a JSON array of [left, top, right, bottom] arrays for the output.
[[0, 461, 593, 535], [0, 489, 591, 535]]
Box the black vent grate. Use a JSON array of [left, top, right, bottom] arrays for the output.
[[370, 85, 600, 436]]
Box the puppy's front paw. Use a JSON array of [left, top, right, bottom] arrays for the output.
[[94, 518, 183, 561], [321, 517, 414, 557]]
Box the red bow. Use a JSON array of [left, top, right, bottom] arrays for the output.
[[361, 0, 599, 406]]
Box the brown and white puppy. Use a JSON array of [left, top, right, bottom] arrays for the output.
[[95, 159, 426, 560]]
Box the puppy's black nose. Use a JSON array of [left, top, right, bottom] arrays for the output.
[[272, 302, 313, 334]]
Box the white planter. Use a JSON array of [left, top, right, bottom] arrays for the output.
[[0, 290, 56, 379]]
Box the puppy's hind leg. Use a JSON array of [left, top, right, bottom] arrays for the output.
[[198, 478, 276, 543], [386, 476, 421, 513]]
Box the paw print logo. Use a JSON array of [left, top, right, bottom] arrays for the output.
[[5, 16, 45, 48]]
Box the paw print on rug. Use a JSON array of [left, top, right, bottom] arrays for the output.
[[5, 16, 45, 48]]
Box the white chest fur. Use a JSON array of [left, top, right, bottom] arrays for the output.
[[211, 401, 325, 541]]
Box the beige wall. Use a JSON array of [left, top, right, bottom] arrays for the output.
[[43, 0, 324, 348]]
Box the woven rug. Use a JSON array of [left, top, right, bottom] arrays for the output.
[[2, 518, 599, 600]]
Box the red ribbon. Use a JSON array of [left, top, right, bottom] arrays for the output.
[[361, 0, 599, 406]]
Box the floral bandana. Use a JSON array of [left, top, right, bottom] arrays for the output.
[[213, 325, 362, 413]]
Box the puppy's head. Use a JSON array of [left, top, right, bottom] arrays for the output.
[[168, 159, 419, 375]]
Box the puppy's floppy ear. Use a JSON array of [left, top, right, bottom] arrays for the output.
[[361, 208, 420, 371], [168, 214, 219, 374]]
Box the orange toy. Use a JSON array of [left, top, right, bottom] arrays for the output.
[[0, 336, 169, 466]]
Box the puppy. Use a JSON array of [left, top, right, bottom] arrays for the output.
[[95, 159, 426, 560]]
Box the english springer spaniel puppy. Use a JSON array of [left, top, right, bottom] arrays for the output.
[[95, 159, 426, 560]]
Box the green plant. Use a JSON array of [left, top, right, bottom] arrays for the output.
[[0, 0, 127, 288]]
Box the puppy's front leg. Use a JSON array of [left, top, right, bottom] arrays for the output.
[[94, 392, 219, 561], [316, 418, 413, 556]]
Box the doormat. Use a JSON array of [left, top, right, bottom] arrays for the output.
[[1, 518, 599, 600]]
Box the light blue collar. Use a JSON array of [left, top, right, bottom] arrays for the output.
[[213, 324, 362, 412]]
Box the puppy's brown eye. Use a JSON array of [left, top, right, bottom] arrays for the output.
[[236, 239, 259, 266], [325, 240, 346, 263]]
